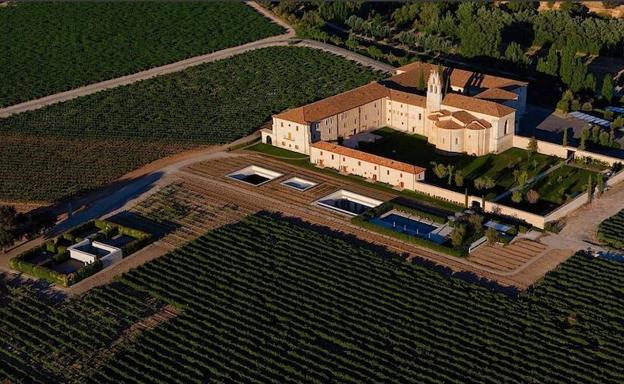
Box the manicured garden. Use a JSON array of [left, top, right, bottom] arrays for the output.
[[0, 47, 381, 202], [10, 220, 151, 287], [0, 2, 284, 107], [359, 128, 599, 213], [3, 214, 623, 383]]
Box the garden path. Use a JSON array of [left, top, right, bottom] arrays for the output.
[[559, 179, 624, 243]]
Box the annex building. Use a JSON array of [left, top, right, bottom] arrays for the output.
[[262, 62, 528, 158]]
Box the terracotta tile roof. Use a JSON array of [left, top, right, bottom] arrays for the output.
[[274, 82, 389, 124], [450, 110, 492, 128], [311, 141, 425, 175], [474, 87, 519, 102], [443, 93, 515, 118], [393, 62, 527, 91], [388, 89, 426, 107], [434, 120, 464, 130]]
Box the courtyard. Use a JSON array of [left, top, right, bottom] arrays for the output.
[[358, 128, 599, 214]]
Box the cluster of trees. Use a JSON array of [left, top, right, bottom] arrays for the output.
[[578, 124, 619, 149], [0, 205, 55, 251], [449, 212, 484, 247]]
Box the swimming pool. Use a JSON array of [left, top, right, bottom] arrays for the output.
[[370, 212, 447, 244]]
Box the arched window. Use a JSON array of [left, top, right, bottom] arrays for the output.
[[504, 120, 509, 135]]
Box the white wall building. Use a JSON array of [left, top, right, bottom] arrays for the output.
[[261, 62, 527, 157], [68, 239, 122, 268]]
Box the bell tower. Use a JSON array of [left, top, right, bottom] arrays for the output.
[[425, 68, 443, 138], [426, 68, 443, 113]]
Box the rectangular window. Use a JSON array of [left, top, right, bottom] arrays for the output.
[[358, 161, 361, 166], [280, 122, 284, 127], [419, 113, 422, 120], [331, 154, 334, 160], [387, 170, 390, 175]]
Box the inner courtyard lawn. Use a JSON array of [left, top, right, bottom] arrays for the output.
[[359, 128, 595, 209]]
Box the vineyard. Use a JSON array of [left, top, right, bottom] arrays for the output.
[[0, 2, 284, 107], [0, 281, 164, 383], [0, 135, 194, 202], [100, 215, 623, 383], [2, 214, 624, 382], [0, 47, 380, 202], [597, 209, 624, 249], [0, 47, 382, 144]]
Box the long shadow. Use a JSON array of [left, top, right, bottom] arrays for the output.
[[1, 272, 67, 304], [47, 171, 165, 238], [257, 211, 520, 297], [105, 211, 181, 241]]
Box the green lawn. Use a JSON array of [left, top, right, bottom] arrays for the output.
[[532, 165, 595, 205], [360, 128, 561, 198], [246, 143, 309, 159], [0, 2, 284, 107], [0, 47, 382, 202]]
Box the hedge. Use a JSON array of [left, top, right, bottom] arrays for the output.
[[351, 216, 466, 257]]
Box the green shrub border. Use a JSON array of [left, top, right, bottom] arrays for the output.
[[352, 204, 466, 258], [10, 219, 152, 287]]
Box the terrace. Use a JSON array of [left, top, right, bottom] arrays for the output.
[[315, 189, 384, 216], [227, 165, 283, 186], [371, 209, 448, 244], [281, 177, 317, 192]]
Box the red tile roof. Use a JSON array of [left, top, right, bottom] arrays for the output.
[[394, 62, 527, 90], [474, 87, 519, 102], [442, 93, 515, 118], [312, 141, 425, 175]]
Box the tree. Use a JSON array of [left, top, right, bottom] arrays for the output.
[[512, 190, 523, 203], [580, 126, 590, 149], [527, 137, 538, 154], [504, 42, 529, 68], [596, 173, 605, 197], [537, 46, 559, 76], [345, 34, 358, 51], [485, 227, 499, 245], [526, 189, 540, 204], [591, 125, 601, 143], [599, 131, 610, 147], [431, 162, 448, 179], [587, 174, 594, 203], [450, 223, 467, 247], [562, 128, 569, 146], [455, 171, 465, 187], [584, 73, 596, 93], [602, 74, 614, 103], [367, 46, 383, 60], [447, 164, 455, 185], [468, 214, 484, 232]]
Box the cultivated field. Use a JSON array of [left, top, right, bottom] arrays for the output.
[[0, 2, 284, 107], [597, 209, 624, 249], [0, 47, 381, 202], [0, 135, 195, 202], [2, 215, 621, 383]]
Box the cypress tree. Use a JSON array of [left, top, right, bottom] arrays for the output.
[[562, 128, 568, 147], [602, 74, 614, 103]]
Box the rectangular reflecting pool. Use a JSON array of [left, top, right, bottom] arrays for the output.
[[315, 189, 383, 216], [371, 211, 446, 244]]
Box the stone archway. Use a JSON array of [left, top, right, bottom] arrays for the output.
[[265, 136, 272, 145]]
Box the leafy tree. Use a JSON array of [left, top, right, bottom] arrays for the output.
[[485, 227, 499, 245], [599, 131, 610, 147], [345, 33, 359, 51], [584, 73, 596, 93], [581, 101, 593, 112], [527, 137, 538, 154], [580, 126, 590, 149], [596, 173, 605, 197], [367, 45, 383, 59], [468, 214, 484, 232], [526, 189, 540, 204], [450, 223, 467, 247], [537, 46, 559, 76], [504, 42, 529, 68], [602, 74, 614, 103], [447, 164, 455, 185], [591, 125, 601, 143], [431, 162, 448, 179], [455, 171, 465, 187], [587, 174, 594, 203], [512, 190, 523, 203]]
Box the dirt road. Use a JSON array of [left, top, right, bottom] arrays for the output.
[[0, 2, 393, 118]]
